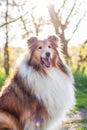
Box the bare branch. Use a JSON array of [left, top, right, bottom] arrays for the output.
[[70, 11, 87, 40], [0, 12, 28, 28], [69, 0, 85, 22], [9, 0, 26, 7], [65, 0, 77, 25], [57, 0, 67, 14], [13, 0, 29, 37]]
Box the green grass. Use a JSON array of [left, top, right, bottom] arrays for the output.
[[73, 72, 87, 109], [63, 118, 87, 130], [73, 118, 87, 124], [76, 118, 87, 130], [77, 127, 87, 130]]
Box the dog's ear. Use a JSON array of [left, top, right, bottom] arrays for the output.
[[27, 37, 38, 46], [0, 111, 20, 130], [48, 35, 60, 47]]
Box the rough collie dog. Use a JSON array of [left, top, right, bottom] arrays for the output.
[[0, 35, 75, 130]]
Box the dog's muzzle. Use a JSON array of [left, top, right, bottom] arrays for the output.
[[41, 52, 51, 67]]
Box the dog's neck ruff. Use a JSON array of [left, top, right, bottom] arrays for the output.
[[18, 58, 75, 119]]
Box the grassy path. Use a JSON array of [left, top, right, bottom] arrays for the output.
[[62, 108, 87, 130]]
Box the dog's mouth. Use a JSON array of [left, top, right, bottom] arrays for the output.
[[41, 57, 51, 67]]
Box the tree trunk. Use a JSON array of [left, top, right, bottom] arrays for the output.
[[59, 25, 69, 56], [48, 4, 60, 34], [48, 4, 69, 56], [4, 0, 9, 76], [35, 24, 39, 36], [4, 43, 9, 76]]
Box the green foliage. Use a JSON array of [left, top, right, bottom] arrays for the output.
[[78, 41, 87, 61], [69, 40, 87, 74], [77, 126, 87, 130], [0, 68, 6, 88], [73, 72, 87, 109], [76, 42, 87, 73]]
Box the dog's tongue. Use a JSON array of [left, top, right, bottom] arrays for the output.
[[42, 58, 50, 67]]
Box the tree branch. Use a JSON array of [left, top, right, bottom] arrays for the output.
[[68, 0, 85, 22], [57, 0, 67, 14], [70, 11, 87, 40], [9, 0, 26, 7], [0, 11, 28, 28], [13, 0, 29, 37], [65, 0, 77, 25]]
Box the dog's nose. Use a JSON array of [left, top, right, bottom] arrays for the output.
[[46, 52, 51, 57]]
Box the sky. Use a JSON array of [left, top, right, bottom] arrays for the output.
[[0, 0, 87, 48]]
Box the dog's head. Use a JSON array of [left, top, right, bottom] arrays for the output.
[[26, 35, 67, 74]]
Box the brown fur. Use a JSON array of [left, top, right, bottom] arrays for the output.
[[0, 72, 49, 130]]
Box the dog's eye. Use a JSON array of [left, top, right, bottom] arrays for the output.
[[48, 46, 51, 48], [38, 46, 42, 49]]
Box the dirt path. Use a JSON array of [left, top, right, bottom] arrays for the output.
[[62, 108, 87, 130]]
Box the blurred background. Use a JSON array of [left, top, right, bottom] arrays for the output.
[[0, 0, 87, 129]]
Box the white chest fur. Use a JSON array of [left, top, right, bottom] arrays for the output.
[[18, 60, 75, 120]]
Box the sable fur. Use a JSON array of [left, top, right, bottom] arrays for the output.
[[0, 35, 75, 130]]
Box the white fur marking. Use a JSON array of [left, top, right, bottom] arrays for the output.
[[41, 47, 52, 59]]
